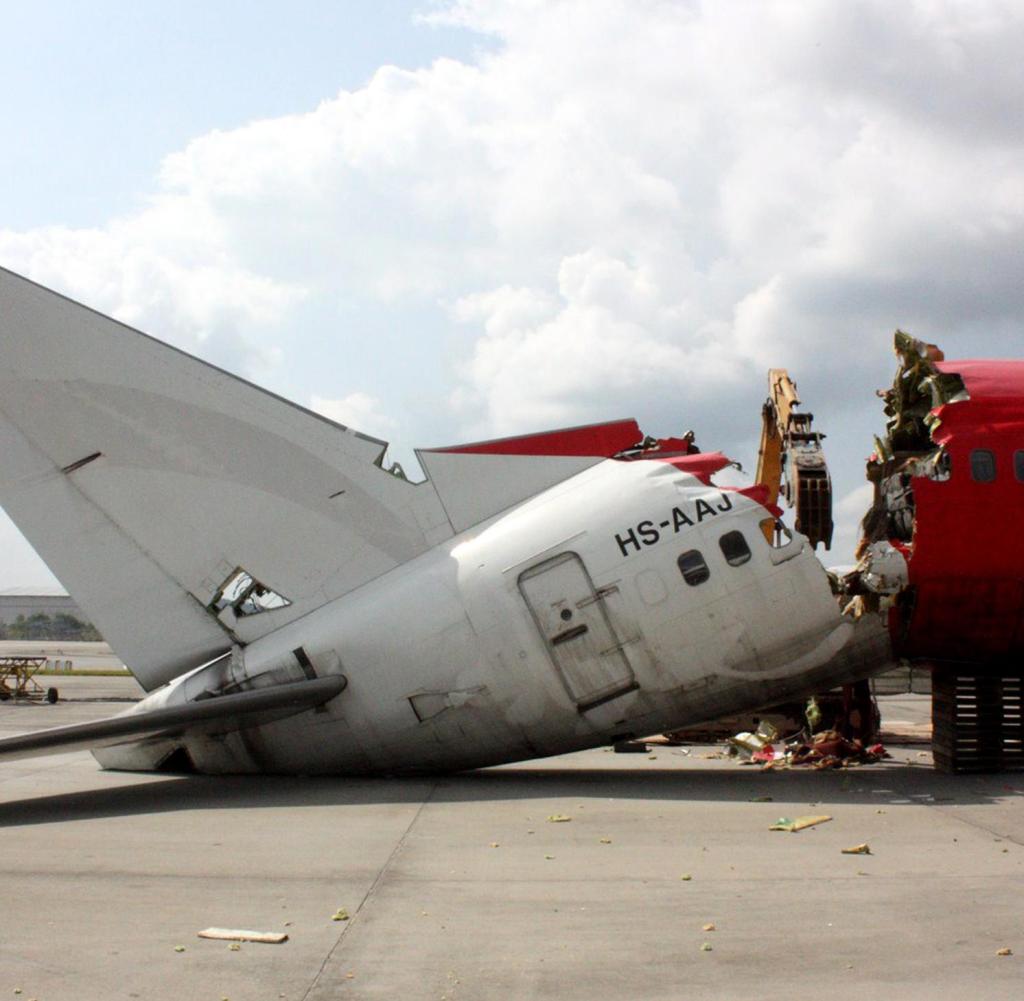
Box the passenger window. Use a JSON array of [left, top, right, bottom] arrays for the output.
[[678, 550, 710, 586], [719, 530, 751, 567], [1015, 450, 1024, 483], [970, 449, 996, 483]]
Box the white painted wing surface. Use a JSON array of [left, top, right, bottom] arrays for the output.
[[0, 268, 454, 689], [0, 675, 346, 763]]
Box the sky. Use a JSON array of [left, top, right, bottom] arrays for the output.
[[2, 0, 1023, 589]]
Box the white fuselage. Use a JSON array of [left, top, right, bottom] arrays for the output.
[[97, 458, 889, 774]]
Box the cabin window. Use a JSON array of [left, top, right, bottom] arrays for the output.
[[970, 449, 996, 483], [719, 530, 752, 567], [677, 550, 710, 586], [1015, 450, 1024, 483]]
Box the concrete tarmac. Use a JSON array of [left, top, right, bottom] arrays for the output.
[[1, 681, 1022, 1001]]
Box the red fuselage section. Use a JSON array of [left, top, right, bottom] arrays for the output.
[[893, 360, 1024, 661]]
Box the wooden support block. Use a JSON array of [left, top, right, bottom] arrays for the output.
[[197, 928, 289, 944]]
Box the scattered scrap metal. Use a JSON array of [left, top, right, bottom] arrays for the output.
[[769, 815, 832, 832], [728, 707, 890, 770], [842, 843, 872, 855]]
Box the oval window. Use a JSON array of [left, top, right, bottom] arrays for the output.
[[719, 530, 752, 567], [970, 449, 996, 483], [677, 550, 710, 586]]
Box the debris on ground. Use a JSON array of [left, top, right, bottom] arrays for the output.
[[842, 843, 872, 855], [805, 696, 823, 734], [750, 796, 773, 803], [728, 720, 779, 760], [547, 814, 572, 823], [996, 948, 1013, 956], [744, 728, 891, 771], [173, 946, 186, 953], [198, 928, 289, 944], [770, 815, 832, 832], [702, 923, 716, 932], [228, 943, 241, 951], [680, 873, 693, 881], [599, 838, 612, 844], [488, 842, 500, 848], [700, 942, 713, 952], [331, 909, 350, 922]]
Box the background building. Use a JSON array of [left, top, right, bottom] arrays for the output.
[[0, 586, 100, 640], [0, 586, 83, 624]]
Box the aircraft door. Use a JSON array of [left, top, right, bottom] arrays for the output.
[[518, 552, 637, 711]]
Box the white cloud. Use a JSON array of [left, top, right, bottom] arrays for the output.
[[3, 0, 1024, 586], [450, 250, 745, 435], [5, 1, 1022, 418], [310, 392, 398, 439]]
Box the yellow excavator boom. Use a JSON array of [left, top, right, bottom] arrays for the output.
[[754, 368, 833, 550]]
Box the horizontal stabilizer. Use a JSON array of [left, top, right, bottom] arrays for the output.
[[419, 420, 641, 532], [0, 675, 345, 764]]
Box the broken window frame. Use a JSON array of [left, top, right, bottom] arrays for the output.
[[208, 567, 292, 618], [718, 530, 752, 567], [969, 448, 997, 483], [759, 517, 794, 549], [677, 550, 710, 587]]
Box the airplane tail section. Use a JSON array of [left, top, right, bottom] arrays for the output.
[[0, 268, 647, 692], [0, 268, 454, 689]]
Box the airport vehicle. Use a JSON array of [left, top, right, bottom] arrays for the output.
[[0, 267, 892, 774]]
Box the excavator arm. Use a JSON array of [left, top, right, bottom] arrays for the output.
[[754, 369, 834, 550]]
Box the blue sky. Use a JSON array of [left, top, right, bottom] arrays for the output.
[[0, 1, 481, 228], [3, 0, 1024, 587]]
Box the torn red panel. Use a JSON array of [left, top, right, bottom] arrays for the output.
[[931, 359, 1024, 443], [935, 359, 1024, 405], [733, 484, 784, 518], [646, 452, 783, 515], [426, 419, 642, 457], [647, 451, 733, 482]]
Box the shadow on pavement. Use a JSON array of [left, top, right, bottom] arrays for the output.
[[2, 754, 1021, 827]]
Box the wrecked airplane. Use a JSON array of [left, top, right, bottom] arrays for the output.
[[7, 271, 1020, 776], [0, 266, 900, 775]]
